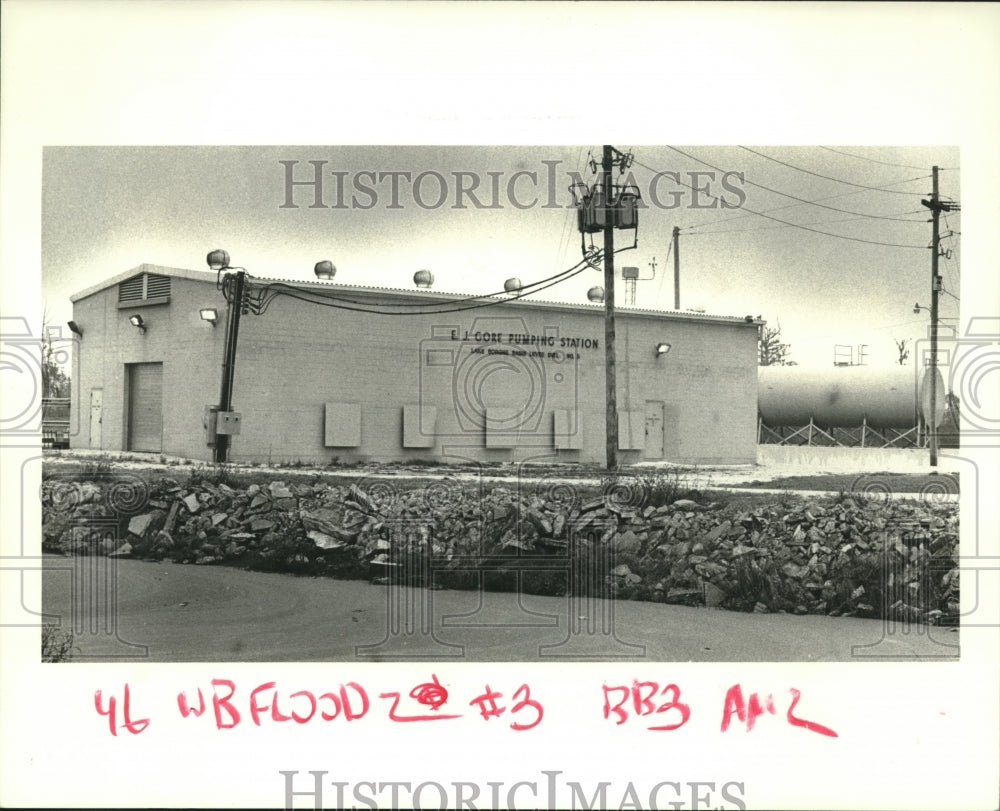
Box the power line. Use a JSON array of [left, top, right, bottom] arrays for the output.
[[664, 145, 927, 222], [552, 145, 587, 272], [738, 146, 927, 195], [680, 175, 930, 231], [817, 146, 929, 171], [939, 210, 960, 297], [254, 269, 585, 317], [632, 155, 927, 250], [255, 257, 591, 312], [652, 238, 673, 308], [245, 248, 639, 317], [253, 265, 587, 316], [685, 209, 927, 236]]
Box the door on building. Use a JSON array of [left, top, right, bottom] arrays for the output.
[[126, 363, 163, 452], [644, 400, 664, 459], [89, 389, 103, 449]]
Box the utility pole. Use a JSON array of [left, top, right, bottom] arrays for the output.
[[215, 269, 246, 464], [574, 146, 636, 470], [672, 226, 681, 309], [920, 165, 958, 468], [929, 167, 940, 467], [603, 144, 618, 470]]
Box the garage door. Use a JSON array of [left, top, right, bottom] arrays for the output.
[[127, 362, 163, 452]]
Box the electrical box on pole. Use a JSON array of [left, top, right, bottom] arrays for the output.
[[570, 147, 640, 470], [575, 184, 642, 234]]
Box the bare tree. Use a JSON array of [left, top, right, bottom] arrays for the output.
[[894, 337, 911, 366], [42, 309, 71, 398], [758, 321, 793, 366]]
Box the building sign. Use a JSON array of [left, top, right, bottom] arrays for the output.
[[453, 329, 599, 351]]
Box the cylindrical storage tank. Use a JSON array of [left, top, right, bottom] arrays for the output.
[[757, 366, 944, 429], [919, 365, 947, 428], [413, 269, 434, 289], [587, 286, 605, 302], [504, 277, 522, 293]]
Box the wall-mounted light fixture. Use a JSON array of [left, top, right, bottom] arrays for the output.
[[200, 308, 219, 326], [129, 314, 146, 334], [67, 320, 83, 338], [655, 342, 671, 357]]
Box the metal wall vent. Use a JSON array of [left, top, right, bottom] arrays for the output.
[[118, 273, 171, 304]]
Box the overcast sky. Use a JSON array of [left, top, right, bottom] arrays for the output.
[[42, 144, 958, 368]]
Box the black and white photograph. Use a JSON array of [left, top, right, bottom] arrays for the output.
[[2, 3, 998, 810], [37, 144, 964, 665]]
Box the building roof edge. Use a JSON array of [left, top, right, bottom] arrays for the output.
[[70, 264, 764, 326], [70, 264, 219, 303]]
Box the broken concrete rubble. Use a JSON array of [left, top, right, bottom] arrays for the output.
[[40, 473, 959, 624]]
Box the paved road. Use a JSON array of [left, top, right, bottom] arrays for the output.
[[42, 556, 959, 662]]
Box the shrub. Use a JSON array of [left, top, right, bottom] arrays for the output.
[[185, 464, 236, 488], [600, 469, 701, 512], [42, 625, 75, 662], [81, 455, 114, 478]]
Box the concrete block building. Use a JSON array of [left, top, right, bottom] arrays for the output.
[[69, 263, 760, 466]]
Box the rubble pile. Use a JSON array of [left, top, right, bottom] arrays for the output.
[[41, 472, 959, 623]]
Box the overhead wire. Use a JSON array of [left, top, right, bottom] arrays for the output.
[[632, 153, 927, 250], [256, 256, 592, 311], [939, 210, 961, 305], [817, 146, 929, 171], [739, 146, 927, 194], [685, 209, 927, 236], [552, 146, 587, 272], [252, 268, 586, 317], [652, 238, 674, 309], [251, 263, 588, 316], [663, 145, 928, 221], [681, 175, 931, 231], [740, 146, 926, 195], [241, 246, 636, 318]]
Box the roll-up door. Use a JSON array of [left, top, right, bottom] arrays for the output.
[[127, 362, 163, 452]]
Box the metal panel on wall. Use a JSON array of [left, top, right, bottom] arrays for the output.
[[402, 404, 436, 448], [324, 402, 362, 447]]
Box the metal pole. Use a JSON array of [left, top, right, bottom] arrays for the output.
[[672, 225, 680, 309], [929, 166, 940, 468], [603, 145, 618, 470], [215, 269, 246, 464]]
